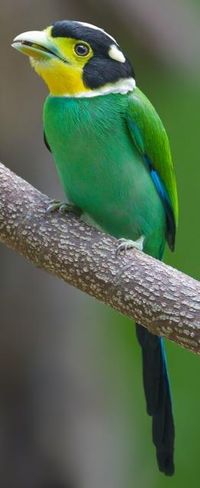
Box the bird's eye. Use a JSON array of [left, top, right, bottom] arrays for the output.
[[74, 43, 90, 56]]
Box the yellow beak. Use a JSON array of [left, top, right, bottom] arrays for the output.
[[12, 30, 67, 63]]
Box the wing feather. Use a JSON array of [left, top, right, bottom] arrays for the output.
[[126, 87, 178, 250]]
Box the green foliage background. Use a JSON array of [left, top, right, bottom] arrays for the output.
[[0, 1, 199, 486], [106, 69, 200, 484], [105, 68, 200, 485]]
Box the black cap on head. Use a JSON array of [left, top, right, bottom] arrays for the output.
[[51, 20, 135, 89]]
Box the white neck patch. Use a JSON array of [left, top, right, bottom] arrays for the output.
[[61, 78, 136, 98]]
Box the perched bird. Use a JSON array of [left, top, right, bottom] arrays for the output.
[[12, 20, 178, 475]]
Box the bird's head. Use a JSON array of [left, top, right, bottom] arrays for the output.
[[12, 20, 135, 97]]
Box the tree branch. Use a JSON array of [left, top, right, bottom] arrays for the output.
[[0, 162, 199, 353]]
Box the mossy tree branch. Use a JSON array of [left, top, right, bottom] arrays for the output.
[[0, 162, 200, 353]]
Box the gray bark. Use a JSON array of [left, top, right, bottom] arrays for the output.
[[0, 162, 200, 353]]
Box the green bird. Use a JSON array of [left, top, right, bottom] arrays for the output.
[[12, 20, 178, 475]]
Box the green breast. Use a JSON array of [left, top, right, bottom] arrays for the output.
[[44, 93, 166, 257]]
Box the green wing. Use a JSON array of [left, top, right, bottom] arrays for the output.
[[126, 87, 178, 250]]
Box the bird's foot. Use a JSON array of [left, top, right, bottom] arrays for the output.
[[46, 199, 82, 217], [116, 235, 145, 256]]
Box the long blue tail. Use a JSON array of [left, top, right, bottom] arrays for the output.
[[136, 324, 175, 475]]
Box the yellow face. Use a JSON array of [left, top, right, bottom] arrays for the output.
[[12, 27, 94, 96], [12, 21, 133, 97]]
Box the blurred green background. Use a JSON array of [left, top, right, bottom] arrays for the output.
[[0, 0, 200, 487]]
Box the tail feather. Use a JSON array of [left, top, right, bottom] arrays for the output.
[[136, 324, 175, 476]]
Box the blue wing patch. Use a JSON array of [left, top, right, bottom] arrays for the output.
[[144, 155, 176, 251], [127, 117, 176, 251]]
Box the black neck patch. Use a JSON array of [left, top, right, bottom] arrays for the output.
[[83, 57, 133, 89], [51, 20, 135, 89]]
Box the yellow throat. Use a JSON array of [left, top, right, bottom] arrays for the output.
[[12, 27, 93, 96]]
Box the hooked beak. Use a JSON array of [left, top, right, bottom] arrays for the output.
[[12, 30, 67, 63]]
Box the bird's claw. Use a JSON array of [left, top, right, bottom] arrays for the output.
[[46, 199, 82, 216], [116, 236, 145, 256]]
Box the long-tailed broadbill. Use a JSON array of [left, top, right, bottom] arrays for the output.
[[12, 20, 178, 476]]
